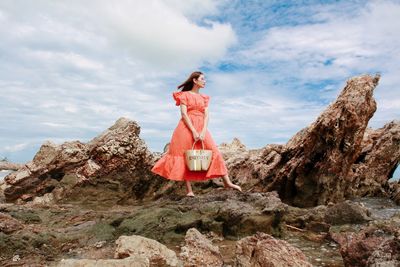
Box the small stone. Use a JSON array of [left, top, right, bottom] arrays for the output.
[[94, 241, 106, 248], [12, 255, 20, 262]]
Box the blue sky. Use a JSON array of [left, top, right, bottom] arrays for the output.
[[0, 0, 399, 178]]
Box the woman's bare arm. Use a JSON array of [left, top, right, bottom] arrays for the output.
[[180, 104, 197, 133], [202, 107, 209, 133]]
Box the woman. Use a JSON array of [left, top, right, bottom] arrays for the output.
[[151, 71, 242, 197]]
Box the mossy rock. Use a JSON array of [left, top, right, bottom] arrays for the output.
[[31, 232, 56, 248], [9, 211, 42, 224], [115, 207, 202, 243], [0, 233, 31, 257], [86, 222, 115, 242]]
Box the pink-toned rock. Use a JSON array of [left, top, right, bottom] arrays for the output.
[[114, 235, 181, 267], [0, 212, 23, 234], [57, 258, 147, 267], [235, 232, 312, 267], [219, 137, 247, 154], [330, 224, 400, 267], [366, 236, 400, 266], [266, 75, 380, 207], [0, 161, 23, 171], [179, 228, 223, 267], [3, 118, 162, 204], [223, 75, 399, 207], [390, 181, 400, 205], [221, 142, 284, 190], [347, 121, 400, 197]]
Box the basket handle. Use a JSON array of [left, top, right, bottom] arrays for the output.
[[191, 139, 205, 150]]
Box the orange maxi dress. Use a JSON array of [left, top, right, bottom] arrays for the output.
[[151, 90, 228, 181]]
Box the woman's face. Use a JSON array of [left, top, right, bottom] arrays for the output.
[[195, 74, 206, 88]]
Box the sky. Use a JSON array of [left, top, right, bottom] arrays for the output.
[[0, 0, 399, 178]]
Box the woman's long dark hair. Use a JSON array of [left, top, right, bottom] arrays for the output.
[[176, 71, 203, 92]]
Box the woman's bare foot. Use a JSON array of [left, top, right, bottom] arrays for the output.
[[185, 180, 195, 197], [221, 175, 242, 192], [224, 182, 242, 192]]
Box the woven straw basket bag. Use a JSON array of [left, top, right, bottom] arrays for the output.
[[185, 139, 212, 171]]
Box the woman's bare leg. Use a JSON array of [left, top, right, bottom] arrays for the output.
[[185, 180, 195, 197], [222, 174, 242, 192]]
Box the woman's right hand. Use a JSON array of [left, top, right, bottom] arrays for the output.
[[192, 130, 200, 140]]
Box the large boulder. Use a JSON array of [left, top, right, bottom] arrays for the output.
[[366, 236, 400, 266], [234, 232, 312, 267], [114, 235, 181, 267], [330, 223, 400, 267], [347, 121, 400, 198], [179, 228, 223, 267], [2, 118, 161, 204], [58, 234, 182, 267], [324, 200, 372, 225], [261, 74, 380, 207], [114, 191, 287, 244], [224, 74, 398, 207]]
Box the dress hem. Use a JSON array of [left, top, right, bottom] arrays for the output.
[[151, 170, 227, 182]]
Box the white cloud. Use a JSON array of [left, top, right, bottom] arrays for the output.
[[41, 122, 68, 128], [240, 0, 400, 78], [0, 0, 237, 161], [235, 0, 400, 129], [95, 0, 237, 70], [4, 143, 29, 153]]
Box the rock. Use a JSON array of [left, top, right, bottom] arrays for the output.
[[325, 200, 372, 225], [12, 254, 20, 262], [234, 232, 312, 267], [3, 118, 162, 204], [219, 137, 247, 155], [115, 191, 285, 244], [8, 210, 41, 224], [179, 228, 223, 267], [0, 212, 23, 234], [93, 240, 107, 249], [222, 143, 284, 189], [330, 223, 400, 267], [261, 190, 289, 214], [32, 193, 55, 205], [266, 74, 380, 207], [0, 182, 7, 203], [222, 74, 398, 208], [305, 221, 331, 233], [347, 121, 400, 198], [389, 181, 400, 205], [114, 235, 182, 267], [366, 236, 400, 266], [283, 205, 328, 230], [0, 161, 23, 171], [57, 258, 148, 267]]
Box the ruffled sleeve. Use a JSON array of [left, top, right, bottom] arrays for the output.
[[172, 91, 187, 106], [202, 94, 210, 108]]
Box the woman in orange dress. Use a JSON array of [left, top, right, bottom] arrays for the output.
[[151, 71, 242, 197]]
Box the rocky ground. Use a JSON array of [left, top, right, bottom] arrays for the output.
[[1, 74, 399, 266], [1, 190, 400, 266]]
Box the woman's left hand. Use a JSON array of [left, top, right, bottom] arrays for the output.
[[199, 130, 206, 140]]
